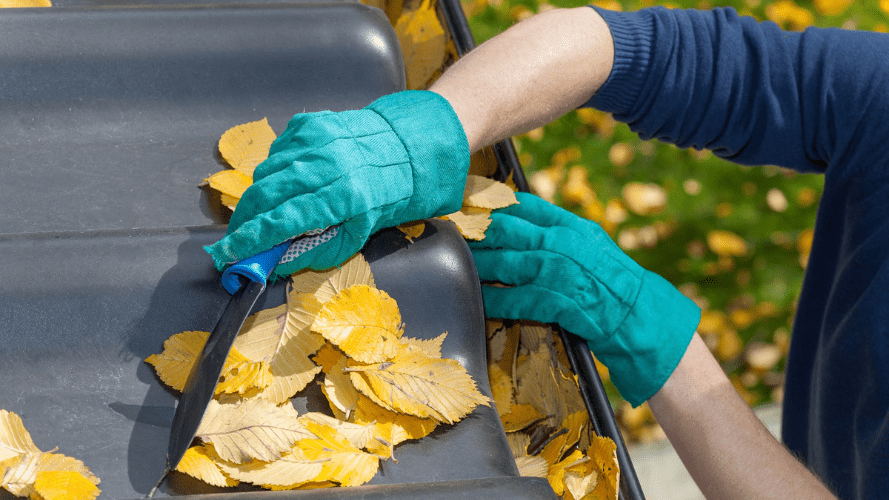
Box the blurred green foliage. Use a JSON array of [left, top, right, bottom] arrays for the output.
[[462, 0, 888, 426]]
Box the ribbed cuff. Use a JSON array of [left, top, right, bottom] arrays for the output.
[[583, 6, 657, 117]]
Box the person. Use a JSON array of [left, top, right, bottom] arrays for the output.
[[204, 4, 889, 499]]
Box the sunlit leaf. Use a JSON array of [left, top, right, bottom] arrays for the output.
[[196, 399, 312, 464], [0, 410, 40, 463], [290, 253, 375, 306], [394, 0, 446, 89], [312, 285, 403, 364], [218, 118, 276, 176], [205, 170, 252, 210], [441, 207, 492, 240], [32, 471, 100, 500], [298, 422, 379, 487], [463, 175, 518, 210], [175, 446, 238, 488], [347, 347, 491, 424]]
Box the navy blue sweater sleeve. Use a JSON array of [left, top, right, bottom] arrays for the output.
[[586, 7, 889, 180]]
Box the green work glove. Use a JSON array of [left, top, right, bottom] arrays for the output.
[[468, 192, 700, 406], [205, 90, 469, 278]]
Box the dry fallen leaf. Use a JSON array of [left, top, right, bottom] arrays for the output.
[[145, 330, 255, 395], [0, 411, 101, 500], [0, 0, 51, 7], [175, 446, 238, 488], [298, 422, 380, 487], [218, 118, 276, 176], [347, 346, 491, 424], [205, 170, 252, 211], [396, 221, 426, 242], [463, 175, 518, 210], [195, 399, 312, 464], [442, 207, 493, 240], [312, 284, 404, 364], [394, 0, 446, 89], [290, 253, 375, 306]]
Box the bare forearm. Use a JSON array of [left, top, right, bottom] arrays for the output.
[[430, 7, 614, 153], [648, 333, 835, 499]]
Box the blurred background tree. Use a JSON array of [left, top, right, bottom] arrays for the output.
[[461, 0, 888, 442]]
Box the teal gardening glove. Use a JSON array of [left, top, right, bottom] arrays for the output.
[[205, 91, 469, 278], [469, 192, 700, 406]]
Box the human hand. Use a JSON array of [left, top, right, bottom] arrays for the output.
[[468, 192, 700, 406], [204, 90, 469, 278]]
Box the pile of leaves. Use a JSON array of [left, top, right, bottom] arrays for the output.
[[0, 410, 101, 500], [146, 253, 493, 489], [486, 320, 619, 499]]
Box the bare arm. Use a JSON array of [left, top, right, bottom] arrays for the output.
[[430, 7, 613, 153], [648, 333, 836, 499]]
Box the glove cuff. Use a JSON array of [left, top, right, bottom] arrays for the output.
[[366, 90, 470, 218], [593, 270, 700, 407]]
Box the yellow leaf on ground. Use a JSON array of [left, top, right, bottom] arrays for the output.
[[216, 348, 271, 395], [312, 285, 403, 364], [218, 118, 276, 176], [298, 422, 380, 487], [196, 399, 312, 464], [290, 253, 375, 306], [396, 221, 426, 242], [348, 347, 491, 424], [515, 344, 584, 429], [463, 175, 519, 210], [706, 230, 748, 257], [175, 446, 238, 488], [298, 413, 377, 451], [621, 182, 667, 216], [394, 0, 446, 89], [33, 471, 100, 500], [441, 207, 492, 240], [0, 410, 40, 463], [205, 170, 252, 210], [0, 0, 51, 6]]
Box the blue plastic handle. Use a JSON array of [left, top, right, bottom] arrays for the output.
[[220, 240, 291, 294]]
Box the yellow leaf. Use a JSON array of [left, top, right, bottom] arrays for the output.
[[347, 347, 491, 424], [515, 456, 549, 478], [507, 432, 530, 458], [540, 411, 589, 466], [213, 446, 324, 488], [352, 394, 438, 446], [195, 399, 312, 464], [398, 332, 446, 359], [0, 0, 51, 6], [218, 118, 276, 176], [289, 253, 375, 306], [205, 170, 252, 210], [707, 230, 748, 257], [394, 0, 446, 90], [547, 449, 585, 497], [299, 422, 380, 487], [32, 471, 100, 500], [396, 221, 426, 242], [2, 452, 99, 498], [312, 343, 346, 374], [515, 344, 584, 429], [297, 413, 377, 451], [320, 356, 359, 419], [487, 364, 515, 413], [174, 446, 238, 488], [441, 207, 492, 240], [500, 403, 545, 433], [565, 467, 598, 500], [621, 182, 666, 216], [586, 434, 619, 500], [312, 284, 404, 364], [463, 175, 518, 210], [234, 297, 325, 404], [145, 330, 257, 395], [0, 410, 40, 463], [216, 348, 272, 395]]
